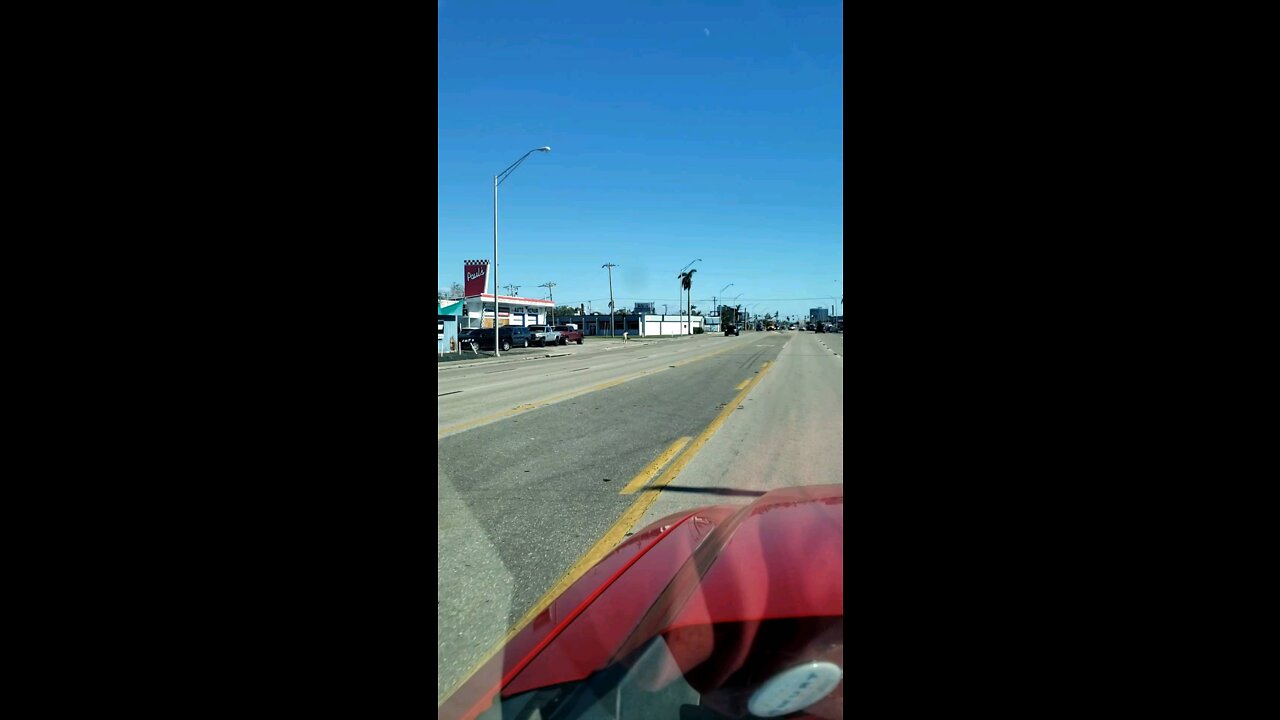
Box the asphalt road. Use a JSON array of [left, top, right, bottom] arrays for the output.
[[436, 329, 843, 701]]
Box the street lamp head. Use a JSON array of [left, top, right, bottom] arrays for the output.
[[538, 146, 551, 152]]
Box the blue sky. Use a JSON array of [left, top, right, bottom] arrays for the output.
[[438, 1, 843, 321]]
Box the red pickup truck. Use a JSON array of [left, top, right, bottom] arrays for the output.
[[553, 325, 584, 345]]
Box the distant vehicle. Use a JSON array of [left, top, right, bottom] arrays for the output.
[[789, 324, 798, 330], [475, 326, 532, 351], [724, 323, 739, 336], [525, 325, 561, 347], [806, 323, 816, 331], [554, 325, 585, 345], [815, 323, 826, 333]]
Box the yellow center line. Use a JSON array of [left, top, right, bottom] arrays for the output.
[[735, 379, 750, 390], [620, 437, 692, 495], [438, 358, 777, 706]]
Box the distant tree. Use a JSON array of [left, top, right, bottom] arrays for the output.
[[439, 282, 464, 301], [553, 305, 579, 319], [678, 269, 697, 335]]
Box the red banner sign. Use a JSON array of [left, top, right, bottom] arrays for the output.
[[464, 260, 489, 297]]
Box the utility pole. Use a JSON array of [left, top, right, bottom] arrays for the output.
[[503, 284, 520, 296], [539, 281, 557, 325], [602, 263, 618, 338]]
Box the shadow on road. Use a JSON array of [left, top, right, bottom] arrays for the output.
[[640, 486, 767, 497]]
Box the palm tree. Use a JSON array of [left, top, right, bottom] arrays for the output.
[[678, 269, 697, 335]]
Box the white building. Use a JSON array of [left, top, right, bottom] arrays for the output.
[[555, 313, 704, 337], [461, 293, 555, 329]]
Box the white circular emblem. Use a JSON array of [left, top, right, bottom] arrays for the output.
[[747, 661, 843, 717]]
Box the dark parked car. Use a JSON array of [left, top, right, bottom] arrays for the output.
[[815, 323, 826, 333], [457, 328, 486, 350], [474, 326, 532, 351], [806, 323, 816, 331], [724, 323, 739, 336]]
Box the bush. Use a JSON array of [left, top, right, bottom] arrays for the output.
[[693, 326, 704, 334]]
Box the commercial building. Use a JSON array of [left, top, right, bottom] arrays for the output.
[[438, 299, 463, 355], [455, 259, 555, 329], [555, 313, 703, 337], [459, 293, 554, 329]]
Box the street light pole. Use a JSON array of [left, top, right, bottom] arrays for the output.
[[602, 263, 617, 338], [715, 283, 733, 318], [493, 146, 551, 356]]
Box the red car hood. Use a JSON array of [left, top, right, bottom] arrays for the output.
[[440, 484, 844, 720]]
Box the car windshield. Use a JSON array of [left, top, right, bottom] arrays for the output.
[[439, 2, 842, 717]]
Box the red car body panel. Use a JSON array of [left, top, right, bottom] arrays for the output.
[[439, 484, 844, 720], [670, 489, 843, 627]]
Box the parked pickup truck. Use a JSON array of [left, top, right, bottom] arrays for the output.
[[525, 325, 561, 347], [554, 325, 584, 345]]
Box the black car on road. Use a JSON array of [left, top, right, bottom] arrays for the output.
[[724, 323, 739, 336]]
